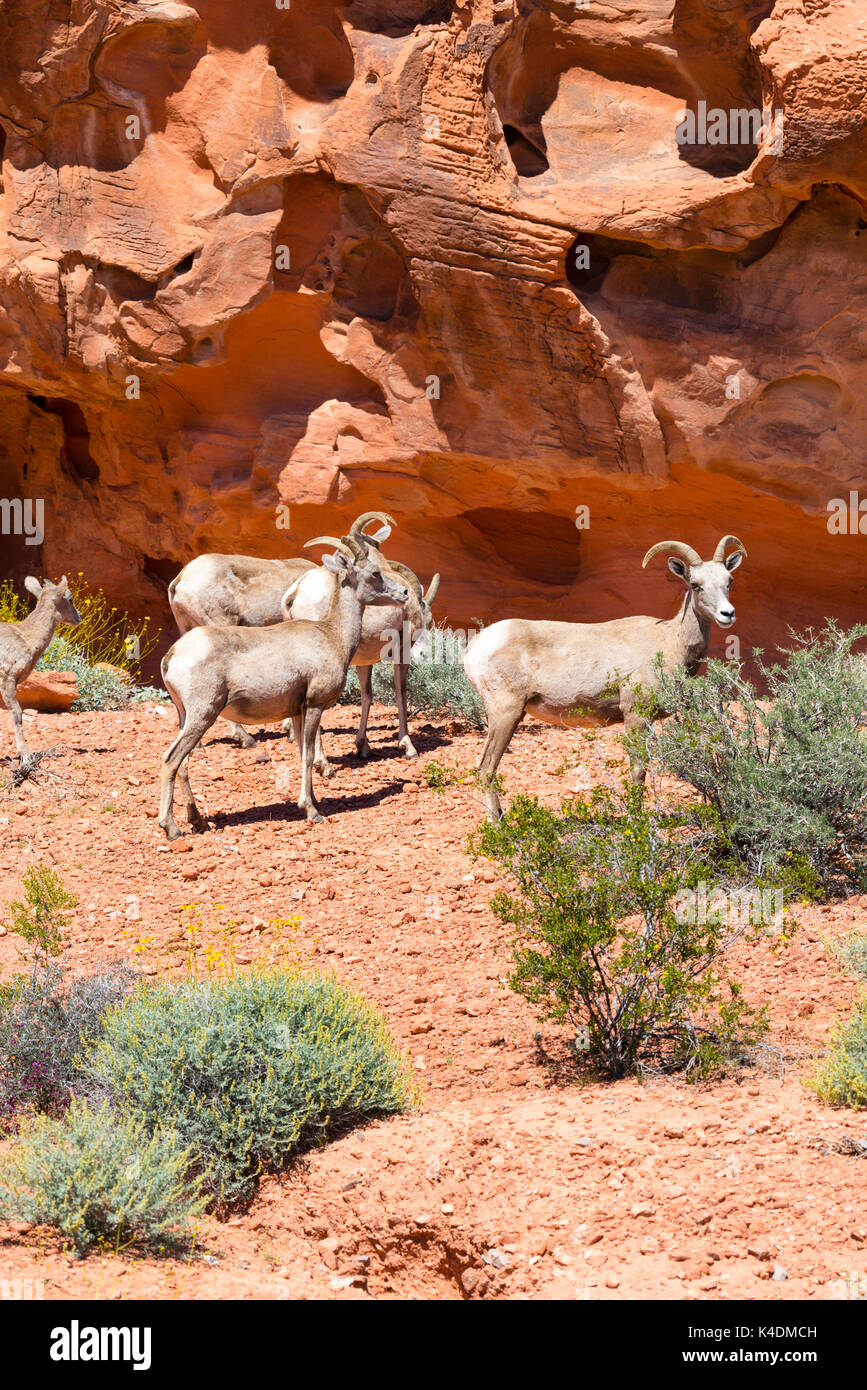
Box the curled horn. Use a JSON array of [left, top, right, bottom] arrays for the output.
[[341, 532, 368, 560], [642, 540, 702, 569], [303, 535, 355, 558], [349, 511, 397, 546], [383, 559, 423, 598], [713, 535, 747, 563], [424, 573, 440, 607]]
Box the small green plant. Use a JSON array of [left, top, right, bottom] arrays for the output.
[[3, 866, 77, 972], [88, 970, 416, 1207], [811, 997, 867, 1110], [0, 1101, 206, 1255], [424, 758, 462, 791], [633, 623, 867, 895], [471, 785, 767, 1079]]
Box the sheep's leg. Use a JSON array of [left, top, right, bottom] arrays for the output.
[[355, 664, 373, 759], [313, 721, 336, 778], [394, 661, 417, 758], [229, 720, 256, 748], [159, 714, 213, 839], [0, 677, 29, 759], [177, 756, 208, 832], [476, 704, 525, 821], [297, 705, 325, 822]]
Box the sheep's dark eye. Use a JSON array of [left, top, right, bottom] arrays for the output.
[[691, 582, 701, 592]]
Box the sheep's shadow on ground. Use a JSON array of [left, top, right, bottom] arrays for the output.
[[204, 779, 410, 830], [206, 719, 456, 758]]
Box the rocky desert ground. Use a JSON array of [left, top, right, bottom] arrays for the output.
[[1, 701, 865, 1302]]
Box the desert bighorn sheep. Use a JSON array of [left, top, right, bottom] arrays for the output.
[[168, 512, 439, 763], [168, 551, 318, 747], [0, 577, 81, 759], [463, 535, 747, 819], [281, 517, 440, 772], [158, 534, 409, 837]]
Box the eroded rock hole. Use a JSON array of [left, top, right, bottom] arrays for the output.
[[565, 232, 659, 296], [465, 509, 580, 587], [502, 124, 549, 177], [95, 264, 158, 303], [26, 397, 100, 483], [271, 10, 354, 102], [347, 0, 453, 38], [333, 239, 412, 321]]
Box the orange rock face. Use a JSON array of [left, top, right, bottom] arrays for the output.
[[0, 0, 864, 667]]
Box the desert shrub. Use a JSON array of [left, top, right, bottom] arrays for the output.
[[37, 635, 131, 711], [340, 626, 485, 726], [0, 1101, 206, 1254], [0, 867, 137, 1127], [635, 624, 867, 896], [3, 864, 77, 965], [811, 997, 867, 1110], [0, 964, 139, 1130], [88, 970, 416, 1207], [472, 785, 768, 1079], [831, 932, 867, 982]]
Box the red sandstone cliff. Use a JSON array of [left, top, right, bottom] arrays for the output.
[[0, 0, 864, 663]]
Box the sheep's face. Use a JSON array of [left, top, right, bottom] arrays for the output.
[[323, 550, 409, 609], [668, 552, 743, 628]]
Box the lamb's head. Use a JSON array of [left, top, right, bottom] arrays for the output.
[[303, 534, 409, 609], [642, 536, 747, 629], [24, 575, 82, 627]]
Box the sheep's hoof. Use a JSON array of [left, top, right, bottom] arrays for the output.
[[234, 730, 257, 749], [355, 740, 372, 760], [306, 810, 324, 824], [189, 815, 208, 834], [161, 821, 183, 841], [315, 762, 337, 780], [399, 737, 418, 759]]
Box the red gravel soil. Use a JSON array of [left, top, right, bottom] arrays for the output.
[[1, 702, 866, 1301]]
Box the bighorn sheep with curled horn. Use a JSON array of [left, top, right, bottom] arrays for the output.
[[168, 550, 318, 748], [158, 533, 409, 837], [463, 536, 747, 820], [281, 513, 440, 773], [167, 513, 439, 761], [0, 577, 81, 759]]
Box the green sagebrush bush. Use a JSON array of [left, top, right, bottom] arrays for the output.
[[340, 625, 485, 727], [472, 785, 768, 1079], [830, 932, 867, 982], [811, 932, 867, 1110], [87, 970, 416, 1208], [811, 998, 867, 1110], [0, 1100, 206, 1254], [632, 623, 867, 896]]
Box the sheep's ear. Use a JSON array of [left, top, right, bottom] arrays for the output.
[[24, 576, 42, 597], [725, 551, 743, 573], [371, 523, 391, 543], [58, 574, 68, 588], [322, 552, 348, 574], [667, 557, 689, 581]]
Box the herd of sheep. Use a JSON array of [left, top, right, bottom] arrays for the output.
[[0, 522, 746, 830]]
